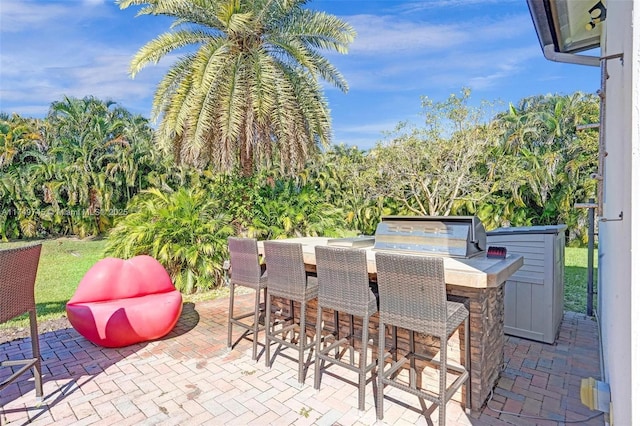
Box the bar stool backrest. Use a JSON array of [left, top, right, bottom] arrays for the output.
[[0, 242, 43, 398], [315, 246, 375, 316], [263, 241, 307, 297], [0, 243, 42, 323], [228, 237, 265, 288], [375, 253, 448, 334]]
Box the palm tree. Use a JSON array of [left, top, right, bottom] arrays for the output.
[[489, 93, 599, 232], [0, 114, 46, 169], [119, 0, 355, 176]]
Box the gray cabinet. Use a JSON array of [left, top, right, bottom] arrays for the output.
[[486, 225, 566, 344]]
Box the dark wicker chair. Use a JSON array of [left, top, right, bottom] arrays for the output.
[[0, 242, 43, 399], [375, 252, 470, 425], [263, 241, 318, 384], [227, 237, 268, 360], [313, 246, 378, 411]]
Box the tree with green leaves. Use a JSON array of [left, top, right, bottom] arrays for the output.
[[44, 96, 158, 236], [119, 0, 355, 176], [489, 93, 599, 239], [368, 89, 497, 218], [0, 114, 48, 239], [0, 97, 167, 240], [246, 177, 346, 239], [306, 144, 389, 235]]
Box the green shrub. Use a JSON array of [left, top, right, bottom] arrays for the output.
[[247, 179, 348, 239], [104, 187, 233, 293]]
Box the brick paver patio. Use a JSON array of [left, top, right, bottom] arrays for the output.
[[1, 294, 604, 425]]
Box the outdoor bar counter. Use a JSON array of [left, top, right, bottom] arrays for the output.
[[259, 237, 523, 411]]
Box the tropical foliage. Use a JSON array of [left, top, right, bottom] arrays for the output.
[[246, 176, 347, 240], [488, 92, 599, 242], [104, 187, 234, 293], [2, 90, 600, 292], [103, 171, 350, 291], [304, 144, 388, 235], [0, 97, 163, 240], [303, 90, 598, 243], [119, 0, 355, 176]]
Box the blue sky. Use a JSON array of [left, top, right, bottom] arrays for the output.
[[0, 0, 600, 150]]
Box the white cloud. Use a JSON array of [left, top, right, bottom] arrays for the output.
[[395, 0, 521, 14], [347, 15, 468, 55], [331, 117, 419, 149], [0, 0, 112, 33], [0, 44, 171, 116], [324, 10, 539, 98], [0, 1, 69, 32], [0, 0, 172, 117], [343, 11, 532, 56], [464, 47, 541, 90]]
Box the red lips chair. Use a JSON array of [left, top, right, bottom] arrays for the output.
[[66, 255, 183, 348]]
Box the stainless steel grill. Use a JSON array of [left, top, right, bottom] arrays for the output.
[[373, 216, 486, 258]]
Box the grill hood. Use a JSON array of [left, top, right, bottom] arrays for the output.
[[373, 216, 486, 258]]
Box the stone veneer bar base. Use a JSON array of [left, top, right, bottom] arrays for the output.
[[447, 282, 505, 411]]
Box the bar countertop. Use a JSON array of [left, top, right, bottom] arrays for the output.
[[259, 237, 523, 289]]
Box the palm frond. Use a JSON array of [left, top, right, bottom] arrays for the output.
[[130, 30, 215, 76]]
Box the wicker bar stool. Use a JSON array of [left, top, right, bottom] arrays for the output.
[[227, 237, 268, 361], [0, 243, 43, 399], [375, 253, 470, 425], [313, 246, 378, 411], [263, 241, 318, 384]]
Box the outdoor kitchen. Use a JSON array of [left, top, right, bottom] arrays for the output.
[[261, 215, 524, 411]]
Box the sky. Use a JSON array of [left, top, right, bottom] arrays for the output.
[[0, 0, 601, 150]]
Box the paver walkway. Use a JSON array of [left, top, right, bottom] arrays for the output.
[[1, 294, 604, 425]]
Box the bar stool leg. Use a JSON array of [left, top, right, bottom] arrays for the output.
[[263, 288, 268, 322], [251, 287, 261, 360], [227, 282, 235, 349], [298, 301, 307, 384], [288, 300, 295, 341], [465, 316, 471, 412], [265, 291, 272, 368], [439, 335, 447, 425], [30, 311, 42, 398], [390, 325, 399, 380], [349, 314, 355, 364], [392, 325, 398, 361], [376, 319, 385, 420], [314, 305, 324, 390], [409, 330, 416, 389], [333, 310, 339, 358], [358, 314, 370, 411]]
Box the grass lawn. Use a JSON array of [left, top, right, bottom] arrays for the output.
[[564, 246, 598, 314], [1, 240, 596, 328], [35, 238, 108, 322], [0, 238, 107, 328], [1, 238, 228, 329]]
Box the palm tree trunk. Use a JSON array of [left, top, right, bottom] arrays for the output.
[[240, 138, 254, 177]]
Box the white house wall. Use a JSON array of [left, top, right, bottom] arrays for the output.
[[598, 1, 639, 424]]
